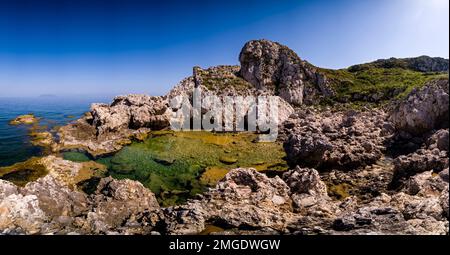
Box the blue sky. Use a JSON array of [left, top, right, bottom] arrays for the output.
[[0, 0, 448, 97]]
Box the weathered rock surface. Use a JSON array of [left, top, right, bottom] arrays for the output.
[[83, 177, 162, 234], [9, 114, 39, 125], [392, 148, 448, 184], [239, 39, 334, 105], [163, 166, 448, 235], [389, 78, 449, 136], [282, 108, 391, 170], [1, 160, 448, 235], [349, 56, 449, 73], [0, 155, 107, 188], [0, 178, 162, 234], [55, 95, 168, 157]]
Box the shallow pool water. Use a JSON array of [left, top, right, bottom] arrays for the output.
[[64, 131, 288, 206]]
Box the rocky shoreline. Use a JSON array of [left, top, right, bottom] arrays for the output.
[[0, 40, 448, 235]]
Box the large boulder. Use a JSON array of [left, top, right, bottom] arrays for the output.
[[164, 168, 294, 234], [85, 177, 161, 234], [282, 167, 330, 210], [283, 109, 390, 170], [392, 149, 448, 186], [389, 78, 449, 136], [92, 94, 171, 135]]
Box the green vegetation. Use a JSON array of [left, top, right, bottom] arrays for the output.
[[320, 67, 447, 104]]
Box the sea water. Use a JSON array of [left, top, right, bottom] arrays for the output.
[[0, 96, 111, 167]]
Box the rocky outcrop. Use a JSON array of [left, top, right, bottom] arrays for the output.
[[389, 78, 449, 137], [0, 155, 107, 188], [282, 167, 331, 212], [92, 94, 170, 133], [282, 108, 391, 170], [163, 166, 448, 235], [331, 192, 448, 235], [164, 168, 294, 234], [239, 39, 334, 105], [168, 65, 295, 128], [83, 177, 162, 234], [9, 114, 39, 125], [55, 95, 169, 157], [392, 148, 449, 185], [0, 158, 162, 235]]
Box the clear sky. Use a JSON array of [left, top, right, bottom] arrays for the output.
[[0, 0, 448, 97]]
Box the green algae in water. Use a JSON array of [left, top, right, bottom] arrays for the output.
[[63, 151, 91, 162], [65, 131, 288, 206], [0, 157, 48, 187]]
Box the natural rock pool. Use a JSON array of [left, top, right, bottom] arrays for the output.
[[62, 131, 288, 206]]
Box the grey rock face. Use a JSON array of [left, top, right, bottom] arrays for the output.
[[92, 94, 170, 135], [283, 108, 390, 169], [239, 39, 334, 105], [282, 167, 330, 210], [0, 158, 162, 235], [427, 129, 449, 152], [349, 56, 449, 73], [393, 148, 449, 183], [389, 78, 449, 136], [332, 193, 448, 235]]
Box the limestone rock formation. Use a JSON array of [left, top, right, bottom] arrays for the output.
[[389, 78, 449, 136], [55, 95, 169, 157], [239, 39, 334, 105], [84, 177, 161, 234], [348, 56, 449, 73], [164, 168, 294, 234], [282, 167, 330, 211]]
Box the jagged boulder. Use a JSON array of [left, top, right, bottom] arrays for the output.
[[389, 78, 449, 136], [164, 168, 294, 234], [282, 167, 330, 210], [392, 145, 449, 185]]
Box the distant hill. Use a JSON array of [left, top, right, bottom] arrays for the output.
[[348, 56, 449, 73], [316, 56, 448, 104], [38, 94, 57, 98]]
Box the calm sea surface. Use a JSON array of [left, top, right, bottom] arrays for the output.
[[0, 96, 111, 167]]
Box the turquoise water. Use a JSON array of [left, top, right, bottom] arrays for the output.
[[0, 96, 111, 167]]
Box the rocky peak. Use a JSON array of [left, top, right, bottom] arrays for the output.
[[239, 39, 334, 105]]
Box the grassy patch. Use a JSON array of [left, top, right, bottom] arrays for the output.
[[319, 67, 447, 104]]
